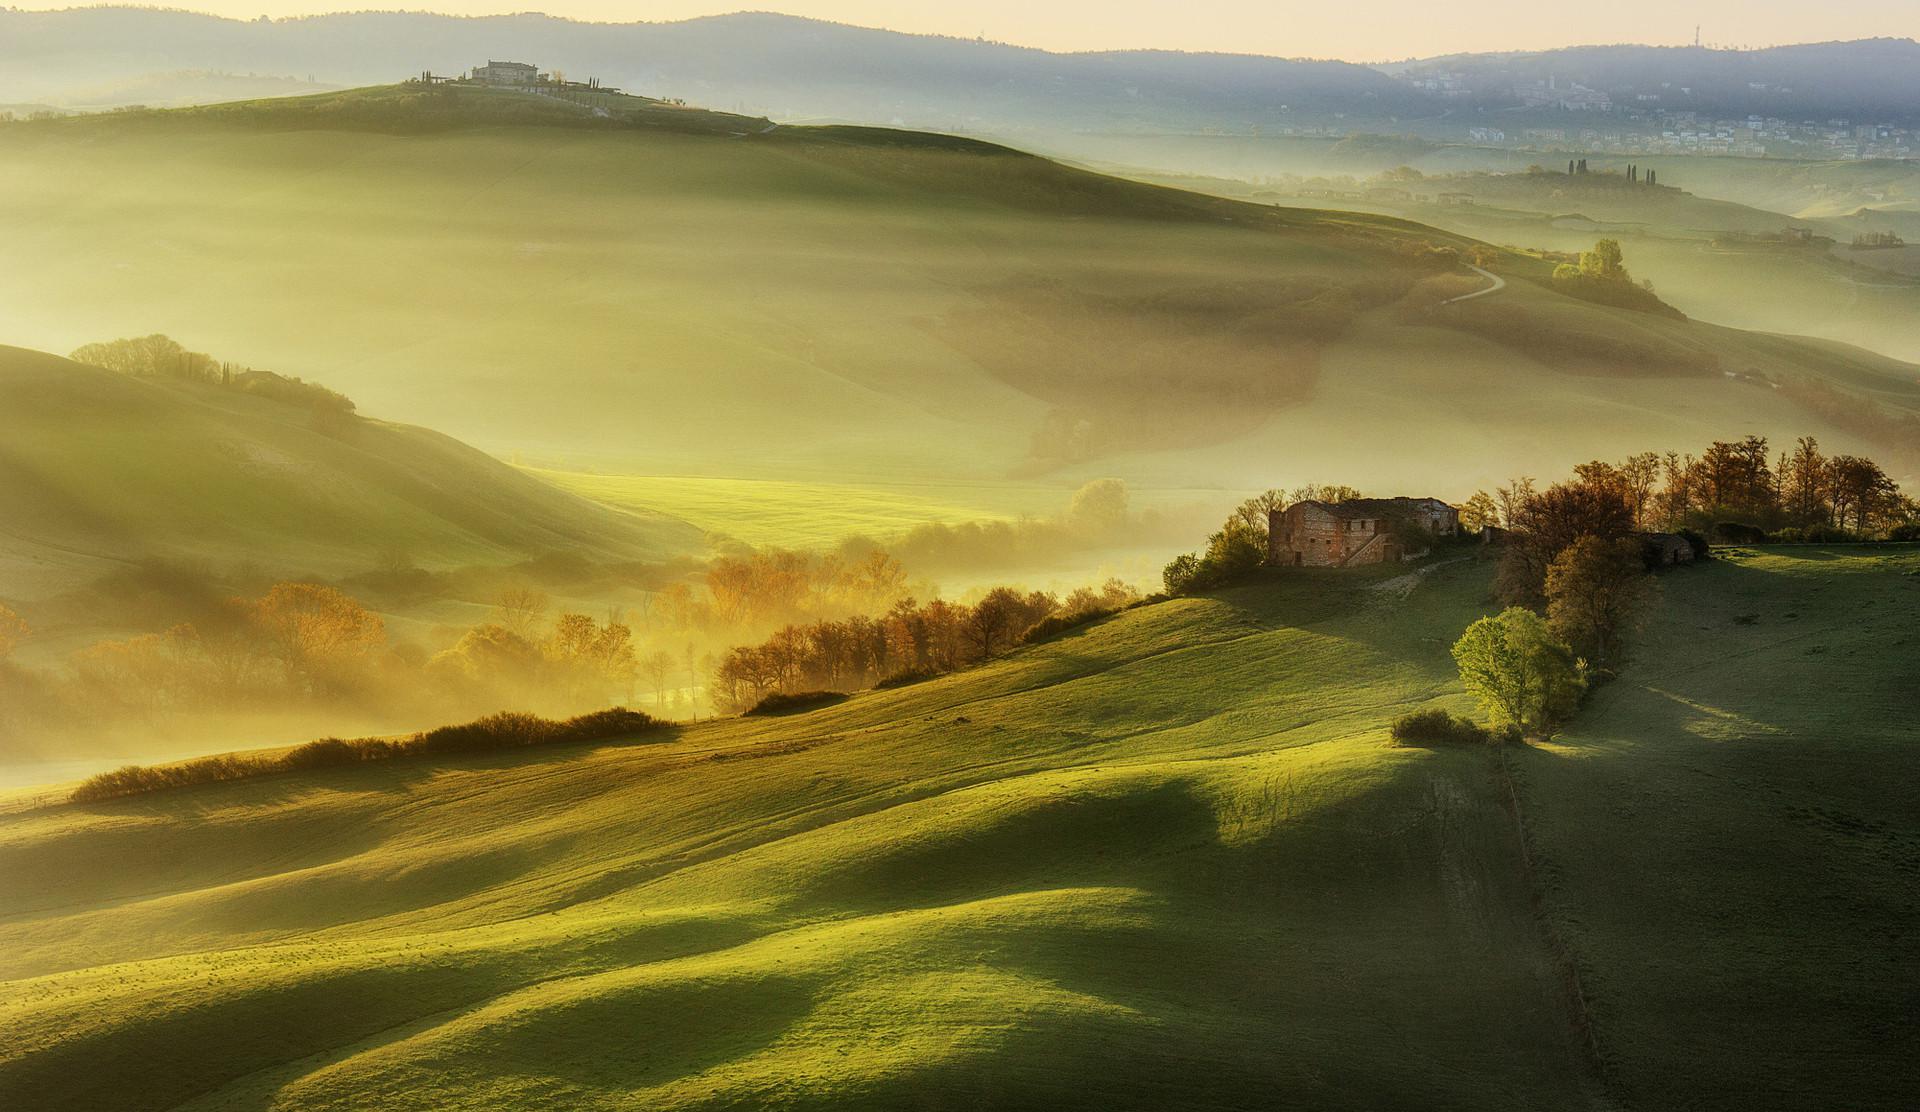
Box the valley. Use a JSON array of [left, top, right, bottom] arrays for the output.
[[3, 18, 1918, 1108]]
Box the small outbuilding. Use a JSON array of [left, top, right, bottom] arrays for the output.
[[1638, 531, 1698, 567]]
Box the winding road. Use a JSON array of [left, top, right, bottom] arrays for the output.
[[1444, 264, 1508, 304]]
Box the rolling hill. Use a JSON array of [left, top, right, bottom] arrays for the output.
[[2, 84, 1916, 511], [1118, 160, 1920, 365], [0, 344, 703, 599], [0, 546, 1912, 1109], [0, 8, 1423, 130], [5, 9, 1917, 132]]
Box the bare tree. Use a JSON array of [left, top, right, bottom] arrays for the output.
[[493, 587, 549, 639]]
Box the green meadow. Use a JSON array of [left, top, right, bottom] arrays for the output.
[[0, 345, 701, 598], [532, 469, 1028, 551], [2, 546, 1912, 1110]]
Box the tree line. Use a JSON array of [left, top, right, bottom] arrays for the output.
[[711, 578, 1140, 712], [1461, 434, 1916, 557], [1446, 434, 1913, 741]]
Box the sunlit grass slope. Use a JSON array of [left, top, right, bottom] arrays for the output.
[[531, 469, 1020, 551], [3, 85, 1911, 492], [3, 548, 1914, 1109], [0, 345, 702, 596]]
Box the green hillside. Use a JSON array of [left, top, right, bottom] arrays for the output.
[[2, 546, 1912, 1110], [2, 85, 1915, 508], [0, 345, 702, 598], [1128, 162, 1920, 366]]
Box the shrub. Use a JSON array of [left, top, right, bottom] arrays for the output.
[[1163, 520, 1267, 596], [744, 690, 849, 716], [1712, 522, 1768, 545], [1889, 523, 1920, 542], [1020, 606, 1117, 645], [278, 737, 391, 771], [70, 707, 666, 803], [412, 711, 556, 754], [1162, 553, 1202, 594], [1677, 529, 1712, 560], [71, 754, 257, 803], [1769, 524, 1862, 544], [1389, 708, 1491, 746], [553, 707, 661, 741]]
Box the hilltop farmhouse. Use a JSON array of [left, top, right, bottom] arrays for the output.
[[472, 61, 542, 86], [1269, 497, 1460, 567]]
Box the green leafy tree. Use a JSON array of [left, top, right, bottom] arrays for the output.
[[1458, 491, 1501, 533], [1162, 553, 1201, 595], [1545, 536, 1652, 672], [1451, 608, 1586, 739], [1580, 239, 1627, 281]]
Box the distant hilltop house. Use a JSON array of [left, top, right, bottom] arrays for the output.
[[472, 61, 543, 86], [1269, 498, 1460, 568]]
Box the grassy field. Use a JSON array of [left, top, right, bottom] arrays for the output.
[[532, 469, 1027, 551], [0, 346, 702, 599], [2, 85, 1913, 501], [1, 545, 1912, 1109]]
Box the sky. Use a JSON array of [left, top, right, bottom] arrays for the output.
[[75, 1, 1920, 61]]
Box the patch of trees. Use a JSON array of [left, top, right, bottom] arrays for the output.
[[711, 578, 1138, 712], [1474, 435, 1913, 605], [1548, 239, 1685, 317], [70, 707, 664, 804], [69, 334, 357, 427], [1590, 434, 1916, 540], [1443, 432, 1916, 738], [652, 547, 909, 634]]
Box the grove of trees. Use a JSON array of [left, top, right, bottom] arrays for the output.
[[69, 334, 357, 426], [711, 578, 1138, 711]]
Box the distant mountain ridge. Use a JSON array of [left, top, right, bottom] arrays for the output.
[[1394, 38, 1920, 124], [0, 9, 1420, 130], [4, 9, 1917, 132]]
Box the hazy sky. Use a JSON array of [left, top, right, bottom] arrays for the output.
[[108, 2, 1919, 60]]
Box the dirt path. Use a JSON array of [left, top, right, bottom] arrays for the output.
[[1369, 556, 1474, 601]]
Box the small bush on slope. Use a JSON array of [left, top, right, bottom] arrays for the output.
[[1388, 707, 1496, 747]]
